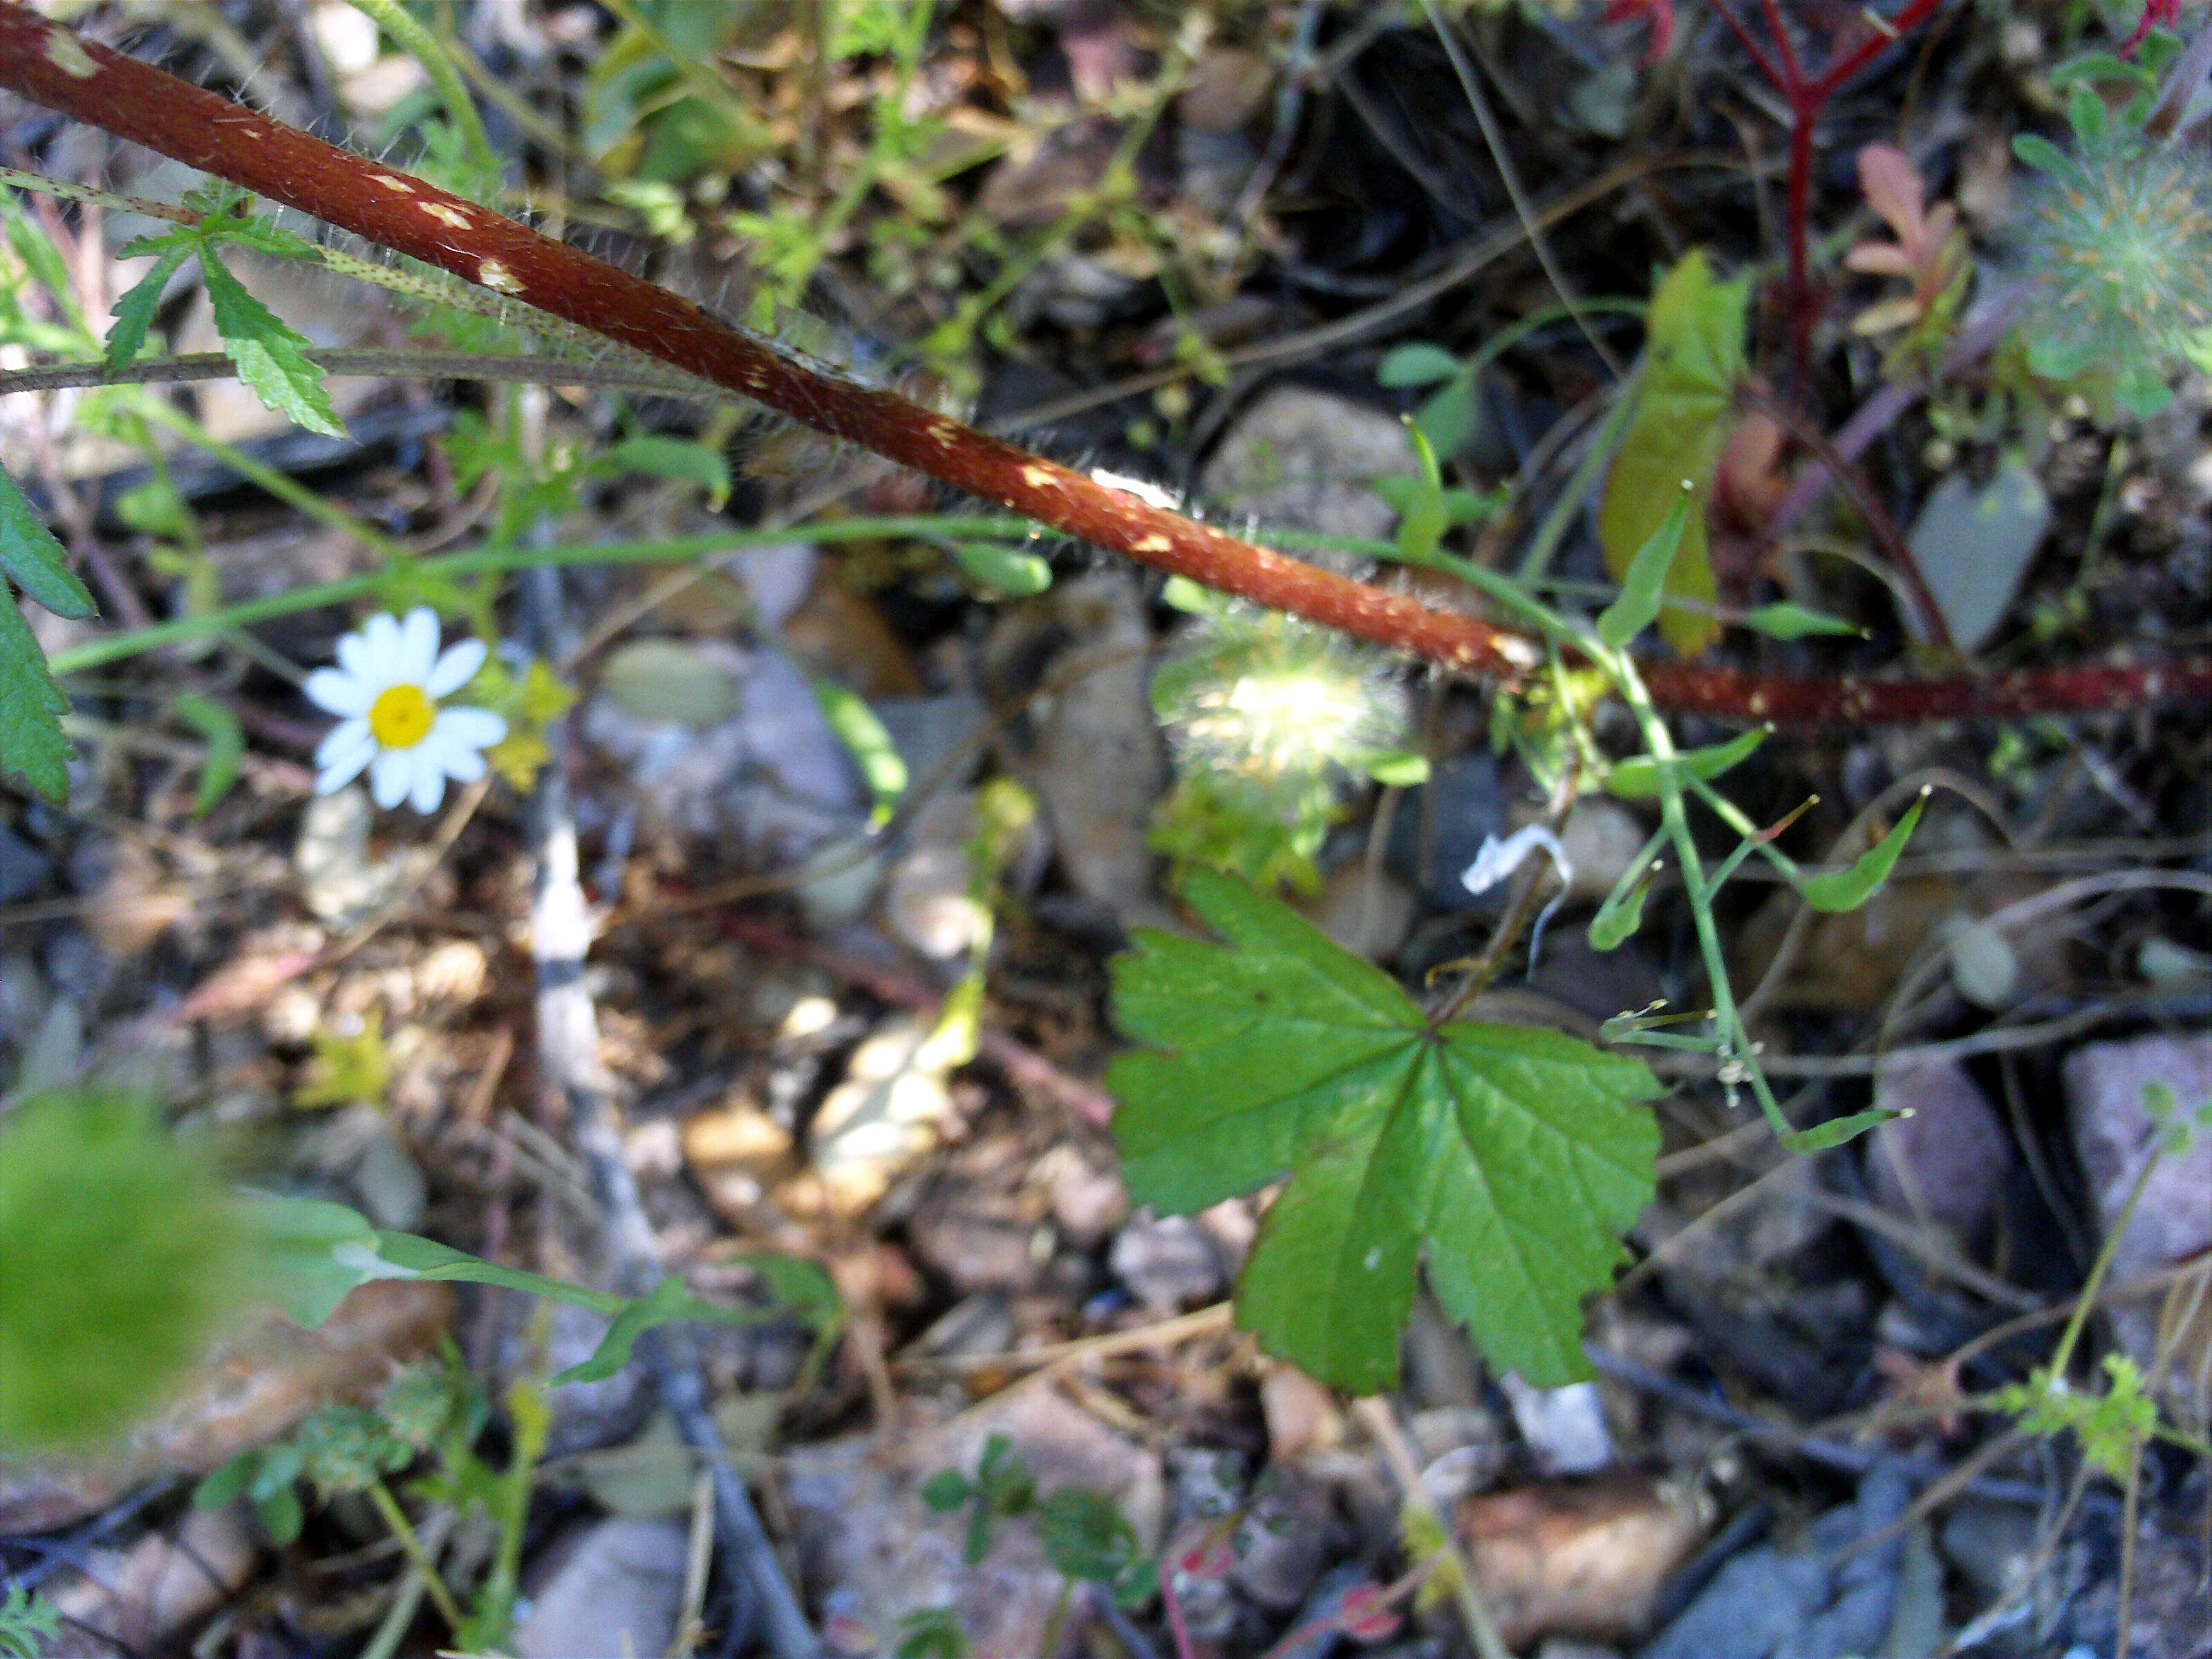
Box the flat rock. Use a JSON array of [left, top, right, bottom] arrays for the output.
[[2064, 1031, 2212, 1419], [512, 1515, 690, 1659], [1869, 1058, 2014, 1250], [0, 1282, 451, 1533], [1458, 1473, 1707, 1651], [1201, 386, 1416, 545]]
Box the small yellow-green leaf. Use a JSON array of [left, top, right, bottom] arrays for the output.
[[811, 677, 908, 828], [953, 538, 1053, 597], [1597, 487, 1691, 648], [1798, 789, 1927, 912], [1378, 342, 1462, 387], [172, 693, 244, 817], [1587, 845, 1662, 952], [1738, 601, 1864, 639], [1364, 750, 1431, 787], [1597, 250, 1748, 657], [597, 434, 731, 509], [1606, 725, 1770, 798], [1783, 1107, 1907, 1152]]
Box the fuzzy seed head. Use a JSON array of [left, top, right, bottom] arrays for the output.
[[2018, 131, 2212, 407], [0, 1090, 244, 1451], [1155, 609, 1407, 803]]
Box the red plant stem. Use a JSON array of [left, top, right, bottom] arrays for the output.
[[1712, 0, 1948, 382], [0, 8, 2204, 728]]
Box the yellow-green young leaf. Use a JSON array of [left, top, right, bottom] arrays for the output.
[[1109, 870, 1660, 1391], [1606, 724, 1770, 798], [811, 677, 908, 827], [596, 434, 731, 509], [1587, 836, 1664, 951], [197, 251, 345, 439], [953, 538, 1053, 597], [1783, 1107, 1906, 1152], [1597, 488, 1691, 648], [1738, 601, 1864, 639], [172, 693, 243, 817], [1597, 250, 1749, 657], [1798, 789, 1927, 912]]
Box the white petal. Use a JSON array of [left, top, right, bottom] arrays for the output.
[[315, 737, 375, 796], [441, 744, 487, 784], [362, 610, 404, 671], [370, 749, 412, 810], [427, 637, 487, 698], [398, 607, 441, 685], [315, 718, 375, 771], [337, 627, 378, 684], [305, 667, 372, 717], [431, 706, 507, 753], [409, 756, 448, 814]]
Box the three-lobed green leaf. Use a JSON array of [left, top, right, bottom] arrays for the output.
[[1109, 870, 1660, 1392]]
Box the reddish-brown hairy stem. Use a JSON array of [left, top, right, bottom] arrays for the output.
[[2, 8, 2206, 727]]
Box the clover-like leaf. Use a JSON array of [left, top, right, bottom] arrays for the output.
[[1109, 870, 1660, 1392]]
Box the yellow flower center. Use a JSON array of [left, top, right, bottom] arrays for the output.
[[368, 683, 435, 749]]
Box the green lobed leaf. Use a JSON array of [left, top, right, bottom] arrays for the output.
[[0, 463, 95, 619], [172, 693, 244, 817], [1109, 870, 1659, 1391], [1606, 724, 1770, 798], [1596, 250, 1747, 657], [196, 250, 345, 439], [1797, 789, 1927, 912], [105, 241, 195, 371], [0, 584, 74, 805], [1597, 488, 1691, 648]]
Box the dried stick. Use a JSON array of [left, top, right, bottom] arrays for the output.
[[522, 558, 821, 1659], [0, 12, 2206, 726]]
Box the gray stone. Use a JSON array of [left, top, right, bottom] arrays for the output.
[[1111, 1212, 1228, 1311], [1909, 460, 2050, 650], [512, 1516, 688, 1659], [2064, 1032, 2212, 1417], [1201, 386, 1417, 546], [1642, 1463, 1911, 1659]]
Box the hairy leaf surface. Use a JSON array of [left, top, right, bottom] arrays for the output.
[[1109, 870, 1660, 1391]]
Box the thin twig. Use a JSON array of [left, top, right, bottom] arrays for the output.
[[1353, 1396, 1511, 1659], [521, 560, 822, 1659]]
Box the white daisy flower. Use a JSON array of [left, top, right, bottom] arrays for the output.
[[305, 607, 507, 813]]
